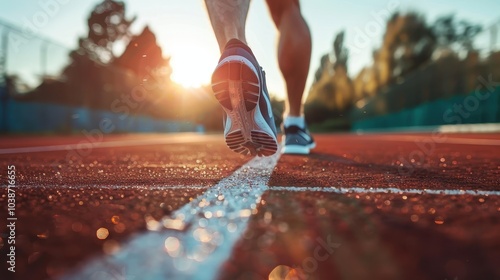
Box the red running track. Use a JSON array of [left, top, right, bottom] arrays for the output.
[[0, 132, 499, 280]]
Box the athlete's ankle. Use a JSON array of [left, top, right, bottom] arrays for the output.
[[283, 115, 306, 129], [223, 38, 255, 57]]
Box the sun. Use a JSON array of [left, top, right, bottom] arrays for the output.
[[169, 45, 218, 88]]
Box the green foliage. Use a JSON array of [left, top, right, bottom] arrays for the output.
[[307, 11, 485, 132], [306, 30, 353, 123], [381, 12, 436, 82], [433, 15, 482, 50]]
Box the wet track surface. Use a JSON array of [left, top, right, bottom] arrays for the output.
[[0, 133, 499, 280]]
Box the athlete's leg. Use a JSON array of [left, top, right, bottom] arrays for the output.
[[266, 0, 314, 154], [205, 0, 278, 156], [205, 0, 250, 53], [266, 0, 311, 117]]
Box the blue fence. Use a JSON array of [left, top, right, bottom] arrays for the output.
[[352, 87, 500, 131], [0, 99, 201, 134]]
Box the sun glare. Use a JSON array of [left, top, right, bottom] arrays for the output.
[[169, 45, 217, 88]]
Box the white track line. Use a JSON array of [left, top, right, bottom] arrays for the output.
[[0, 134, 219, 155], [371, 136, 500, 146], [433, 137, 500, 146], [62, 153, 280, 280], [269, 186, 500, 196]]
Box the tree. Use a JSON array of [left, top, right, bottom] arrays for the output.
[[113, 26, 171, 78], [377, 12, 436, 85], [313, 31, 349, 82], [314, 54, 330, 83], [433, 15, 482, 51], [333, 31, 348, 71], [84, 0, 136, 63], [307, 30, 354, 121]]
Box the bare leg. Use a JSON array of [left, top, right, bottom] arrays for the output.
[[266, 0, 311, 117], [205, 0, 251, 53]]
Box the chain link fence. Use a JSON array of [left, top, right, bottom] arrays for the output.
[[0, 19, 201, 134], [0, 19, 71, 93], [474, 19, 500, 59]]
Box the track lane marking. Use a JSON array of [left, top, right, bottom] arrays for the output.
[[366, 136, 500, 146], [269, 186, 500, 196], [0, 135, 221, 155], [62, 153, 280, 280]]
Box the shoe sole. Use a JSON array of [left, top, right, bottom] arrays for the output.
[[281, 142, 316, 155], [211, 56, 278, 157]]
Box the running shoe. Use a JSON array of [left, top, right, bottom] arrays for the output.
[[211, 39, 278, 157], [281, 124, 316, 154]]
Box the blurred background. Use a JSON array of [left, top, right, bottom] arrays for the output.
[[0, 0, 499, 135]]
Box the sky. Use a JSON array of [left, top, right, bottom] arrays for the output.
[[1, 0, 499, 99]]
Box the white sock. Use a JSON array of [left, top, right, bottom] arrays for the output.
[[283, 116, 305, 129]]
